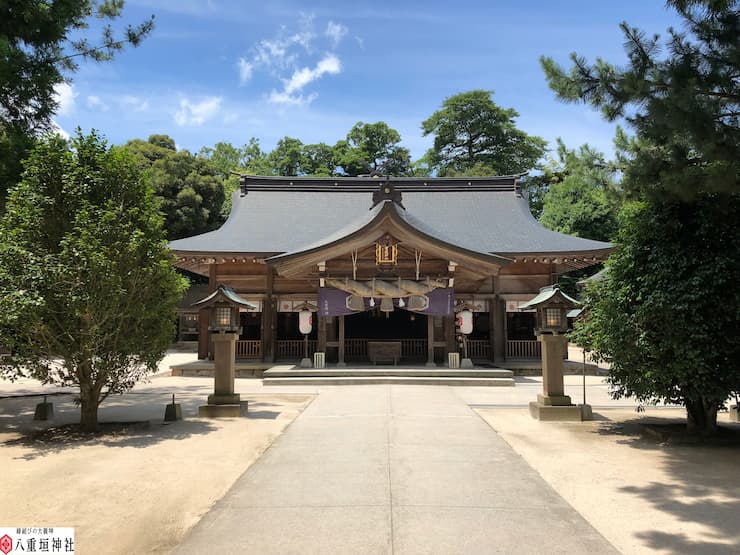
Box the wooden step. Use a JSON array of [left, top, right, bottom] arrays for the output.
[[262, 376, 515, 387], [263, 368, 513, 379]]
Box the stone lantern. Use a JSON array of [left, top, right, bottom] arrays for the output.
[[519, 285, 586, 421], [191, 285, 255, 417]]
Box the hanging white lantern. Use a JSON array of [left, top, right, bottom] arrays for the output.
[[457, 309, 473, 335], [299, 309, 313, 335]]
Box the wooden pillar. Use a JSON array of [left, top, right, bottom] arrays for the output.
[[493, 295, 506, 363], [426, 315, 435, 366], [261, 270, 276, 362], [202, 263, 218, 360], [444, 315, 456, 354], [317, 315, 327, 353], [197, 308, 209, 359], [488, 300, 496, 362], [338, 315, 346, 366]]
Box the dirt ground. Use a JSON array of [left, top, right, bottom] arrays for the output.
[[0, 392, 314, 554], [476, 407, 740, 555]]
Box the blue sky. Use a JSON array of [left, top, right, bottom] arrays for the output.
[[52, 0, 682, 162]]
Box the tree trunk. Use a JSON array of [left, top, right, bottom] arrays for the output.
[[79, 386, 99, 433], [685, 397, 719, 436]]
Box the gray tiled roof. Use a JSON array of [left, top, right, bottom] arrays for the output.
[[190, 285, 256, 309], [519, 285, 581, 309], [169, 188, 611, 256]]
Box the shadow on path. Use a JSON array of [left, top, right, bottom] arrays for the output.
[[597, 416, 740, 554], [3, 418, 219, 461]]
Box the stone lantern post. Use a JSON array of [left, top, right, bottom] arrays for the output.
[[191, 285, 254, 417], [519, 285, 586, 421]]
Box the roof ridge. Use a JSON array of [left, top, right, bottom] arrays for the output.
[[239, 174, 522, 194]]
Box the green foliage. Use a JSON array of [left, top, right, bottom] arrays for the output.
[[421, 90, 547, 176], [0, 131, 186, 432], [301, 142, 338, 176], [267, 136, 306, 176], [125, 135, 225, 240], [572, 196, 740, 434], [148, 134, 176, 150], [0, 0, 154, 202], [539, 140, 621, 241], [337, 121, 411, 176], [540, 178, 617, 242], [541, 0, 740, 198], [543, 0, 740, 434]]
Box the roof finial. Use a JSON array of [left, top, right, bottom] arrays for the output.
[[370, 181, 405, 210]]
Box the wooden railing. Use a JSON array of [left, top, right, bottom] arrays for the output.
[[401, 339, 427, 359], [506, 340, 541, 359], [235, 340, 261, 359], [276, 340, 317, 360], [467, 340, 490, 359], [344, 338, 367, 360], [238, 337, 544, 361]]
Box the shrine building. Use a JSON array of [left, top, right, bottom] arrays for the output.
[[170, 175, 610, 365]]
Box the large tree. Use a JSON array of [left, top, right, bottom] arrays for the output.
[[541, 0, 739, 199], [301, 142, 338, 176], [336, 121, 411, 176], [0, 131, 186, 432], [0, 0, 154, 205], [539, 140, 621, 242], [125, 135, 226, 240], [543, 0, 740, 434], [267, 136, 305, 177], [421, 90, 547, 176], [574, 197, 740, 435]]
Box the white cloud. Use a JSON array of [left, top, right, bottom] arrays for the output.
[[268, 90, 318, 106], [121, 95, 150, 112], [53, 82, 77, 115], [174, 96, 222, 126], [325, 21, 347, 47], [243, 13, 321, 74], [238, 57, 254, 84], [254, 37, 296, 70], [51, 120, 71, 139], [238, 16, 346, 104], [86, 95, 109, 112], [283, 54, 341, 95]]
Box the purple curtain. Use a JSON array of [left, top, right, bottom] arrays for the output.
[[318, 287, 454, 317]]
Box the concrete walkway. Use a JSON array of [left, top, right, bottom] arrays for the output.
[[173, 385, 617, 555]]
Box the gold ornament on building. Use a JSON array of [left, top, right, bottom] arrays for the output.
[[375, 235, 398, 266]]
